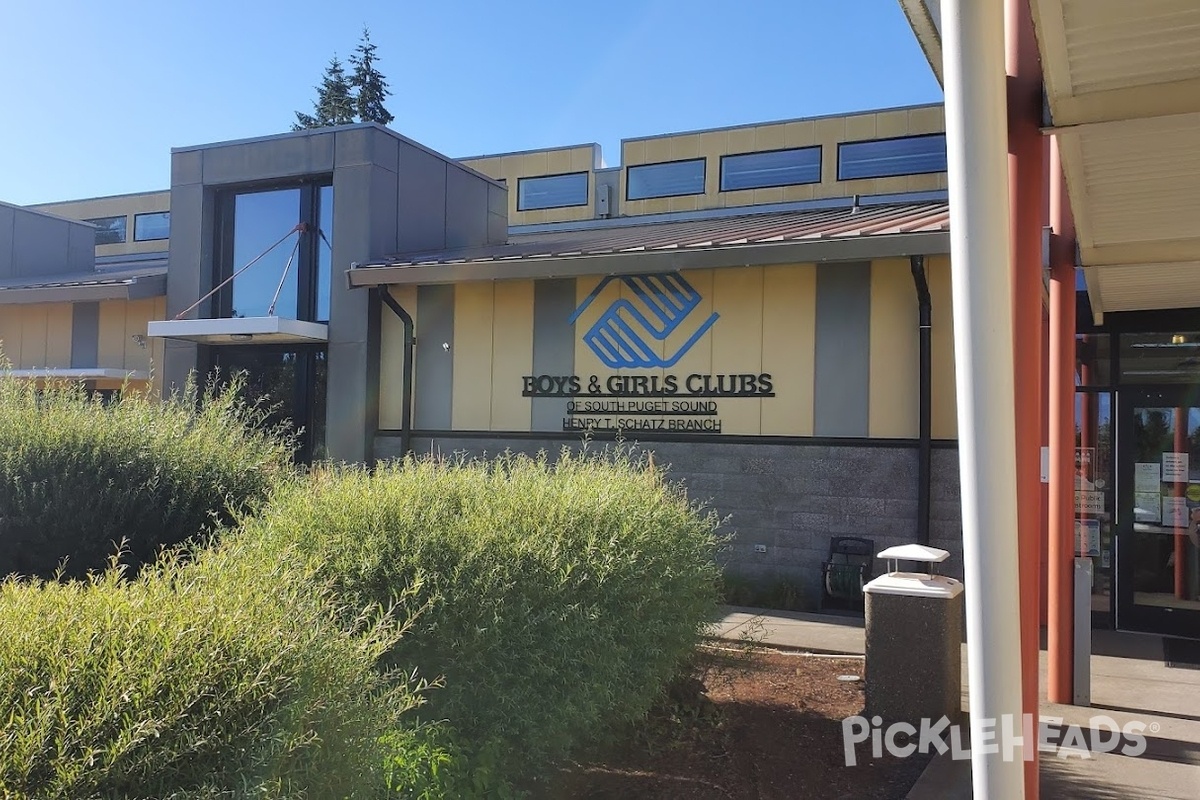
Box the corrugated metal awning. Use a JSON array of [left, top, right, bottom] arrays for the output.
[[349, 201, 950, 287]]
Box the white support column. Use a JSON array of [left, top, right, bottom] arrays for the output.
[[942, 0, 1027, 797]]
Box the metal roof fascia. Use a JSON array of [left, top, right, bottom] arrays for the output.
[[347, 230, 950, 288], [0, 283, 133, 305]]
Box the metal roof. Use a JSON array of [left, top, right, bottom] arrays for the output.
[[349, 202, 950, 287], [0, 263, 167, 305]]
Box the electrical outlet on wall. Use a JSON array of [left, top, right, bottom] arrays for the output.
[[754, 544, 767, 554]]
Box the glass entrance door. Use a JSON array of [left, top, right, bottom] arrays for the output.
[[209, 346, 327, 463], [1118, 388, 1200, 637]]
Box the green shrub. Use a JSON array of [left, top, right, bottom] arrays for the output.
[[0, 373, 291, 579], [0, 543, 423, 800], [222, 448, 723, 788]]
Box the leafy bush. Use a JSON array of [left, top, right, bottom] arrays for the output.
[[0, 543, 423, 800], [222, 448, 723, 789], [0, 373, 291, 579]]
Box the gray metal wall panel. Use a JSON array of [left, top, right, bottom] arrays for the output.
[[445, 166, 489, 249], [414, 284, 454, 430], [397, 144, 447, 253], [327, 162, 395, 461], [0, 205, 14, 279], [12, 212, 69, 278], [814, 262, 871, 436], [70, 302, 100, 369], [66, 222, 95, 274], [162, 182, 208, 395], [531, 278, 577, 431]]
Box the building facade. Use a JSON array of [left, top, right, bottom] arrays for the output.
[[6, 104, 975, 609]]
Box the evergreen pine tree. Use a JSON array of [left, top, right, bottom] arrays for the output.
[[349, 28, 394, 126], [292, 56, 356, 130]]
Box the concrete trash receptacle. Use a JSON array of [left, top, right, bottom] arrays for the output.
[[863, 544, 963, 727]]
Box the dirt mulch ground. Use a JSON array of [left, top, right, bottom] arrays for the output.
[[539, 647, 930, 799]]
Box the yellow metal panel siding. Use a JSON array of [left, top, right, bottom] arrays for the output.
[[868, 259, 919, 438], [670, 134, 701, 160], [490, 280, 534, 431], [876, 109, 911, 139], [843, 113, 878, 142], [151, 296, 166, 394], [784, 120, 817, 147], [451, 283, 495, 430], [0, 306, 21, 365], [122, 299, 157, 373], [761, 264, 816, 436], [710, 267, 764, 434], [908, 105, 945, 133], [97, 300, 128, 370], [927, 256, 958, 439], [545, 149, 572, 174], [379, 285, 417, 430], [19, 306, 48, 368], [44, 304, 73, 368], [642, 137, 672, 164], [753, 123, 785, 151]]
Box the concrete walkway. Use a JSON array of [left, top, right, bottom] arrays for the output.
[[710, 606, 1200, 799]]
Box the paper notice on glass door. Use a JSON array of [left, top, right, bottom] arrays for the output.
[[1163, 452, 1189, 483], [1135, 462, 1161, 492], [1134, 492, 1161, 523], [1163, 496, 1189, 527]]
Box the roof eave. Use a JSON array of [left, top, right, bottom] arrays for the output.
[[347, 230, 951, 288], [0, 274, 167, 305]]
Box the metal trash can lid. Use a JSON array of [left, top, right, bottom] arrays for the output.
[[863, 572, 963, 598], [876, 544, 949, 563]]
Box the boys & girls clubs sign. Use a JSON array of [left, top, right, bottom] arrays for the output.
[[521, 272, 772, 434]]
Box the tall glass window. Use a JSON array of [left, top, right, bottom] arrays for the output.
[[837, 134, 947, 180], [317, 184, 333, 322], [217, 183, 331, 321], [230, 189, 301, 319], [720, 147, 821, 191]]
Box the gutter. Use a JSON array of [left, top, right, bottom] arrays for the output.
[[910, 254, 933, 545]]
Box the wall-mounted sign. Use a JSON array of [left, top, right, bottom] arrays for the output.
[[569, 272, 718, 368], [526, 271, 773, 434], [523, 373, 774, 433]]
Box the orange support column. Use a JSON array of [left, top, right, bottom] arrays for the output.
[[1047, 138, 1076, 704], [1006, 1, 1043, 796]]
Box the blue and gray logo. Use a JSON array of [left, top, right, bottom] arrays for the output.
[[569, 272, 719, 368]]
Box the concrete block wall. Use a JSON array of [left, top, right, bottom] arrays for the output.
[[381, 434, 963, 607]]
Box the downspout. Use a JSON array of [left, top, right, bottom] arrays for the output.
[[377, 286, 415, 458], [910, 255, 932, 545]]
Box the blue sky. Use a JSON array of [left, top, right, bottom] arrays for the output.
[[0, 0, 941, 206]]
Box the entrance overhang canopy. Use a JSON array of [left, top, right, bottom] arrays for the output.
[[1031, 0, 1200, 321], [901, 0, 1200, 322], [146, 316, 328, 345]]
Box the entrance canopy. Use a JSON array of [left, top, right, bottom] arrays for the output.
[[902, 0, 1200, 321], [146, 316, 328, 345]]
